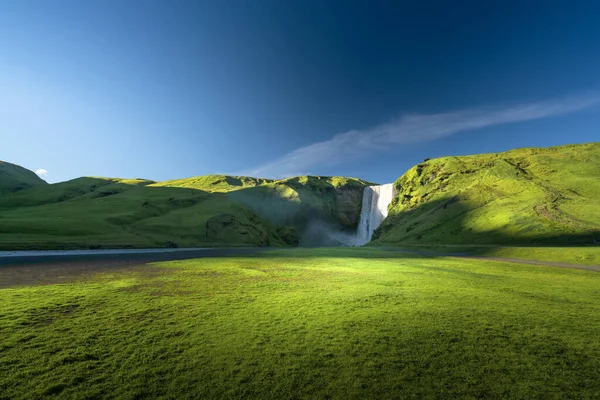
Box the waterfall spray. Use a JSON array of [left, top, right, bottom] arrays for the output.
[[356, 184, 397, 245]]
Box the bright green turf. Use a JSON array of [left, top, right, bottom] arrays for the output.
[[2, 249, 599, 399], [374, 142, 600, 246], [468, 246, 600, 265], [149, 174, 272, 192], [389, 245, 600, 265]]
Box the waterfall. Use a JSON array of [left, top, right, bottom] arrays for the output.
[[356, 184, 397, 245]]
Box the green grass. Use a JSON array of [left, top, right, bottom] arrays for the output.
[[375, 142, 600, 246], [0, 174, 370, 249], [390, 245, 600, 265], [228, 176, 373, 233], [0, 179, 289, 249], [471, 246, 600, 265], [0, 161, 47, 194], [1, 142, 599, 250], [150, 175, 272, 192], [2, 249, 600, 398]]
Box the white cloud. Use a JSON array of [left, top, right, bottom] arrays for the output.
[[35, 169, 48, 176], [242, 94, 599, 178]]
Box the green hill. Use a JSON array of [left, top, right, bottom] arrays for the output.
[[150, 175, 272, 192], [1, 142, 598, 250], [0, 161, 48, 194], [152, 175, 372, 237], [229, 176, 373, 243], [0, 172, 371, 250], [373, 142, 600, 246]]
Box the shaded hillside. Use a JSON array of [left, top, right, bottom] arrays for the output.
[[0, 176, 155, 208], [0, 173, 371, 249], [153, 174, 374, 242], [373, 142, 600, 246], [0, 161, 47, 194], [0, 177, 293, 249], [229, 176, 374, 245]]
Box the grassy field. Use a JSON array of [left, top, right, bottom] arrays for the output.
[[470, 246, 600, 265], [390, 245, 600, 266], [2, 248, 600, 399]]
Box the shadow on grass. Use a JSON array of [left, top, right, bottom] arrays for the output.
[[373, 196, 600, 248]]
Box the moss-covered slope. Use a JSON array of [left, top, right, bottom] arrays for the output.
[[4, 142, 594, 250], [373, 142, 600, 246], [0, 161, 48, 194], [228, 176, 373, 244], [0, 177, 291, 249], [0, 173, 371, 249], [150, 175, 272, 192]]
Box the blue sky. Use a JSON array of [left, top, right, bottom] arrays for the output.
[[1, 0, 599, 184]]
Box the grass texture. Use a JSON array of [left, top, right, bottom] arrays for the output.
[[0, 161, 47, 194], [389, 245, 600, 266], [1, 248, 599, 399], [1, 142, 599, 249], [374, 142, 600, 246], [0, 176, 370, 249]]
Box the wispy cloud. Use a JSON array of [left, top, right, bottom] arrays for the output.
[[242, 95, 599, 178], [35, 169, 48, 176]]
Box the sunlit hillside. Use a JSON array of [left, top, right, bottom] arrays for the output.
[[374, 142, 600, 246]]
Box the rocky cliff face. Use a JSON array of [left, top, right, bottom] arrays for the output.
[[228, 176, 372, 241], [333, 184, 365, 227]]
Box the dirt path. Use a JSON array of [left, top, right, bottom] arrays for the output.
[[453, 255, 600, 272], [381, 246, 600, 272]]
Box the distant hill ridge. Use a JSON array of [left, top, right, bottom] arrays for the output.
[[0, 165, 372, 249], [1, 141, 598, 249]]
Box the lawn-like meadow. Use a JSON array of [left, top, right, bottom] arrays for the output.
[[1, 248, 599, 399]]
